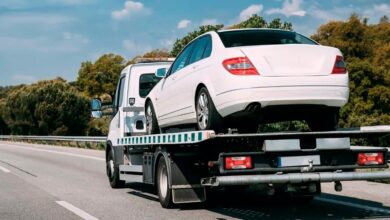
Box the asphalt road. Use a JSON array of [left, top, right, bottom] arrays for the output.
[[1, 141, 390, 220]]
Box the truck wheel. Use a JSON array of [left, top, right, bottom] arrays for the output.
[[156, 156, 174, 208], [196, 87, 224, 133], [146, 102, 160, 134], [106, 150, 125, 188]]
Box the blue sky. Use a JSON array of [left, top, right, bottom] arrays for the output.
[[0, 0, 389, 86]]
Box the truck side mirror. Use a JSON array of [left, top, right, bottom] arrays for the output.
[[91, 98, 103, 118], [155, 68, 167, 78]]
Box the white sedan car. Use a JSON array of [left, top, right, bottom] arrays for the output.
[[145, 28, 349, 134]]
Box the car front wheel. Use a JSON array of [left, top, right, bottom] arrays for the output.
[[145, 101, 160, 134]]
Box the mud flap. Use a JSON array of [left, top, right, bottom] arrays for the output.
[[169, 154, 207, 204]]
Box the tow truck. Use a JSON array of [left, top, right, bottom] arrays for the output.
[[91, 59, 390, 208]]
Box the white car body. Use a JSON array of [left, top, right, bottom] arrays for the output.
[[146, 29, 349, 129]]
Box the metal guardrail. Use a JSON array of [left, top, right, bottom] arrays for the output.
[[0, 135, 106, 143]]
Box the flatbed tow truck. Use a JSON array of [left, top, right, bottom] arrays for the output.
[[91, 60, 390, 208], [110, 126, 390, 208]]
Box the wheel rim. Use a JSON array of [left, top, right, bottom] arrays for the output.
[[197, 92, 209, 130], [146, 104, 153, 134], [159, 164, 168, 198]]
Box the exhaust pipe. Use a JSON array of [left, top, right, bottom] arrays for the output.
[[245, 102, 261, 112]]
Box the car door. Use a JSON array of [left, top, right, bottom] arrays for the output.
[[156, 41, 196, 124], [178, 35, 212, 117]]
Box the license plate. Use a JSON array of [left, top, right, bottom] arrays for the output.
[[277, 155, 320, 167]]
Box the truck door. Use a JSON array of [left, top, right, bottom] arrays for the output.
[[108, 75, 127, 141]]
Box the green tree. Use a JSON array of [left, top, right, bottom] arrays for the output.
[[3, 78, 90, 135], [77, 54, 126, 97]]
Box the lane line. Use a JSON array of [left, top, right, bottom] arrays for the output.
[[0, 143, 104, 161], [315, 197, 390, 215], [0, 165, 10, 173], [56, 201, 99, 220]]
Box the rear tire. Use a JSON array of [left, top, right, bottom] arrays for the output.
[[106, 150, 125, 188], [146, 101, 160, 134], [195, 87, 224, 133], [157, 156, 174, 208]]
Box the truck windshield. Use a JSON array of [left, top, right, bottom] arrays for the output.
[[139, 73, 161, 98], [218, 29, 317, 48]]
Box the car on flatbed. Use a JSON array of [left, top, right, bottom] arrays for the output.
[[145, 28, 349, 134]]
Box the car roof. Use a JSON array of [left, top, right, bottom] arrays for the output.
[[217, 28, 294, 33]]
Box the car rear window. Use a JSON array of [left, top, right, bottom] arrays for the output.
[[139, 73, 161, 98], [218, 30, 317, 48]]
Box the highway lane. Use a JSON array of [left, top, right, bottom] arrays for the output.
[[1, 141, 390, 220]]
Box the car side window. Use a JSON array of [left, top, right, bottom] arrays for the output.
[[202, 35, 212, 58], [169, 43, 195, 75], [188, 36, 208, 65]]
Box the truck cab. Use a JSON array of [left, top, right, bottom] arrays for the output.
[[108, 61, 172, 142]]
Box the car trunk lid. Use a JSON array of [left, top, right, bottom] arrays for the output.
[[239, 44, 339, 76]]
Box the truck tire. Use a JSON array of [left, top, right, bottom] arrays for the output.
[[196, 87, 224, 133], [106, 150, 125, 188], [146, 101, 160, 134], [156, 156, 174, 208]]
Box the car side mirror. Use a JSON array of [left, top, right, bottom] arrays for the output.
[[91, 98, 102, 118], [155, 68, 167, 78]]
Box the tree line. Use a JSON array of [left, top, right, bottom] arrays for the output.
[[0, 14, 388, 141]]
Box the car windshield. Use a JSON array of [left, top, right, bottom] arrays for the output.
[[218, 29, 317, 47], [139, 73, 161, 98]]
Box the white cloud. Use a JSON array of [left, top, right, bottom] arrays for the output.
[[62, 32, 89, 44], [0, 13, 73, 27], [308, 6, 354, 22], [177, 19, 191, 29], [48, 0, 95, 5], [266, 0, 306, 17], [111, 1, 150, 20], [201, 18, 219, 26], [373, 3, 390, 14], [239, 4, 263, 22]]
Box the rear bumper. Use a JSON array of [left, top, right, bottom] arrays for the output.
[[201, 171, 390, 186], [214, 86, 349, 117]]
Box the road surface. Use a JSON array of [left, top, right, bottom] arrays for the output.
[[1, 141, 390, 220]]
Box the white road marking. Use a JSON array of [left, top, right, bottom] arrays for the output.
[[315, 197, 390, 215], [56, 201, 99, 220], [0, 165, 10, 173], [1, 143, 104, 161]]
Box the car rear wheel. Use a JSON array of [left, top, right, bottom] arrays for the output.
[[196, 87, 224, 133], [146, 101, 160, 134]]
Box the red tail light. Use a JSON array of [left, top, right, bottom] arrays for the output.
[[357, 153, 384, 165], [222, 57, 259, 75], [332, 55, 347, 74], [225, 156, 252, 170]]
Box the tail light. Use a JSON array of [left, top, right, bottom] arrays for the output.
[[331, 55, 347, 74], [222, 57, 259, 75], [357, 153, 384, 165], [225, 156, 252, 170]]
